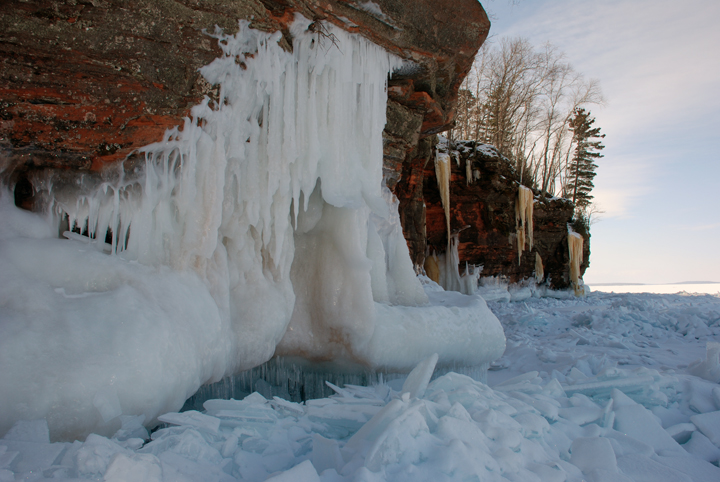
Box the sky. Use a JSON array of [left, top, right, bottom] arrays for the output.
[[479, 0, 720, 284]]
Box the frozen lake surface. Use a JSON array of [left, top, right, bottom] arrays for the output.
[[3, 289, 720, 481], [590, 282, 720, 295]]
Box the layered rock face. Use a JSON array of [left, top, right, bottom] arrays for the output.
[[1, 0, 586, 288], [1, 0, 488, 176], [391, 138, 590, 290]]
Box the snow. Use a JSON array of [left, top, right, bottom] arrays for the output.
[[2, 290, 720, 480], [0, 17, 504, 441]]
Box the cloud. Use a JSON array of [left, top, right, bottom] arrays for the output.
[[667, 222, 720, 232], [487, 0, 720, 142]]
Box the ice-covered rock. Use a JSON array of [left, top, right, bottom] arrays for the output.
[[0, 16, 504, 441]]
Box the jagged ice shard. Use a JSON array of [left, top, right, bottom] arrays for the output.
[[0, 17, 505, 440]]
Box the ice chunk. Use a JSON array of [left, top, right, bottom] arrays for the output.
[[616, 454, 692, 482], [477, 285, 512, 302], [1, 419, 49, 443], [112, 415, 148, 442], [157, 411, 221, 434], [509, 286, 532, 301], [606, 430, 655, 458], [570, 437, 617, 473], [683, 430, 720, 463], [94, 387, 123, 423], [344, 399, 406, 454], [142, 428, 223, 466], [401, 353, 438, 399], [160, 451, 237, 482], [310, 433, 343, 474], [688, 342, 720, 383], [76, 434, 128, 478], [665, 422, 696, 444], [265, 460, 320, 482], [611, 389, 681, 453], [690, 410, 720, 447], [653, 451, 720, 481], [558, 406, 603, 426], [0, 449, 18, 471], [103, 453, 163, 482]]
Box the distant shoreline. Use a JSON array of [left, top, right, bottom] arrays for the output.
[[589, 281, 720, 286]]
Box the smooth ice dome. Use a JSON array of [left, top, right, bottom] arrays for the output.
[[0, 17, 505, 440]]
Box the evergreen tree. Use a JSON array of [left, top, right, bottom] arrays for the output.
[[566, 108, 604, 210]]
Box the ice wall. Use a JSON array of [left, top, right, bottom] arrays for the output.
[[0, 17, 505, 440]]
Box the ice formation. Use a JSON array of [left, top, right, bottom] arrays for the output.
[[515, 185, 534, 263], [535, 252, 544, 282], [434, 151, 452, 245], [568, 227, 584, 295], [0, 17, 505, 440], [5, 285, 720, 482], [689, 342, 720, 383], [432, 235, 481, 296]]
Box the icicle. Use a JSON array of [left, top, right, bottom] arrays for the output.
[[465, 158, 472, 186], [568, 228, 584, 296], [535, 252, 544, 283], [434, 234, 478, 295], [424, 251, 440, 284], [515, 185, 534, 264], [435, 151, 452, 246]]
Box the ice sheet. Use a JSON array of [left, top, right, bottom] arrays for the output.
[[4, 289, 720, 481]]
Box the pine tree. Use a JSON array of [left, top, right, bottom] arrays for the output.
[[566, 108, 604, 210]]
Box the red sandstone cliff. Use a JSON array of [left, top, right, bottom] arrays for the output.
[[1, 0, 588, 290], [0, 0, 488, 174]]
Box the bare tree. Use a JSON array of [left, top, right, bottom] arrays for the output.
[[450, 38, 603, 199]]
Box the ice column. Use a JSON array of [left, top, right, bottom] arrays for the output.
[[568, 228, 584, 295], [435, 151, 452, 245], [535, 252, 544, 283], [515, 185, 534, 263]]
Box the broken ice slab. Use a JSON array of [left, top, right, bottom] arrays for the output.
[[690, 410, 720, 447], [305, 401, 383, 439], [493, 371, 543, 393], [562, 367, 676, 406], [558, 406, 604, 426], [0, 419, 68, 475], [616, 454, 693, 482], [665, 422, 696, 444], [270, 397, 305, 417], [683, 430, 720, 463], [264, 459, 320, 482], [611, 389, 683, 454], [2, 420, 50, 444], [157, 411, 221, 434], [400, 353, 438, 399], [564, 374, 656, 397]]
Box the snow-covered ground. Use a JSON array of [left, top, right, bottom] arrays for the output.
[[3, 289, 720, 481]]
